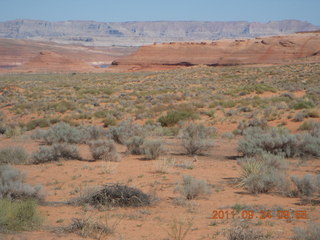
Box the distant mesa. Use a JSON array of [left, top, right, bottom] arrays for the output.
[[0, 19, 319, 46]]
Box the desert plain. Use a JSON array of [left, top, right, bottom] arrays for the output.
[[0, 31, 319, 240]]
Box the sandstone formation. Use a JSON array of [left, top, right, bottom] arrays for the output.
[[110, 32, 320, 71]]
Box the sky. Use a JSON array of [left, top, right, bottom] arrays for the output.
[[1, 0, 320, 26]]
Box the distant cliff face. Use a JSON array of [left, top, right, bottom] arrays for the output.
[[0, 19, 318, 46]]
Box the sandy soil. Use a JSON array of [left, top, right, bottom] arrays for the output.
[[0, 132, 319, 240]]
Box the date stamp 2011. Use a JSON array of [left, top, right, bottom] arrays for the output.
[[212, 209, 308, 220]]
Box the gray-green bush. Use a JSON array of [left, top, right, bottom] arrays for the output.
[[0, 147, 28, 164], [238, 127, 320, 157], [293, 222, 320, 240], [78, 125, 106, 142], [125, 136, 145, 155], [107, 120, 144, 144], [175, 175, 211, 200], [238, 154, 288, 194], [180, 123, 215, 155], [89, 140, 120, 162], [32, 144, 81, 164], [0, 165, 43, 200], [291, 174, 320, 197], [142, 139, 165, 160], [35, 122, 83, 144]]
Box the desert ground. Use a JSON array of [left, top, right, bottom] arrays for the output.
[[0, 33, 319, 240]]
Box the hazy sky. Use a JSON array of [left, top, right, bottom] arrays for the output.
[[1, 0, 320, 25]]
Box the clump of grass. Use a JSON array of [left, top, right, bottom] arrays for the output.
[[298, 120, 320, 133], [292, 100, 315, 110], [165, 218, 193, 240], [24, 118, 50, 131], [180, 123, 215, 155], [0, 199, 43, 232], [32, 144, 81, 164], [142, 139, 166, 160], [88, 140, 120, 162], [102, 115, 117, 127], [293, 222, 320, 240], [175, 175, 211, 200], [158, 111, 198, 127], [70, 184, 152, 208], [227, 221, 270, 240], [0, 165, 43, 200], [64, 216, 117, 239], [0, 146, 29, 164], [153, 156, 175, 173]]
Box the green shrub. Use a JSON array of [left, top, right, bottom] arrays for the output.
[[175, 175, 211, 200], [24, 118, 50, 131], [0, 199, 43, 232], [180, 123, 215, 155], [89, 140, 120, 162], [158, 111, 198, 127], [292, 100, 315, 110], [0, 165, 43, 200], [102, 115, 117, 127], [32, 144, 81, 164], [51, 101, 76, 113], [142, 139, 165, 160], [0, 147, 28, 164]]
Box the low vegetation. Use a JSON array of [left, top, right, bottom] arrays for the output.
[[238, 127, 320, 158], [175, 175, 211, 200], [0, 165, 43, 201], [89, 139, 120, 162], [71, 184, 152, 207], [237, 153, 288, 194], [180, 123, 215, 155], [64, 217, 116, 239], [293, 222, 320, 240], [32, 144, 81, 163], [0, 147, 28, 164], [0, 199, 43, 233], [227, 221, 270, 240]]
